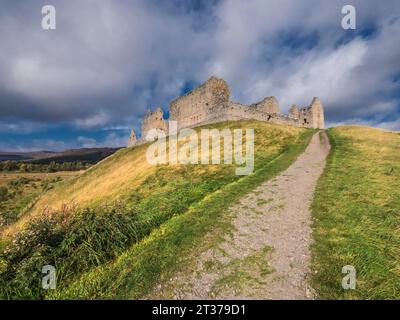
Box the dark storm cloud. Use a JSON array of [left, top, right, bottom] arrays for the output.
[[0, 0, 215, 128], [0, 0, 399, 146], [206, 0, 400, 128]]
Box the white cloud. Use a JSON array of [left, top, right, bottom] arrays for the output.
[[75, 112, 109, 129], [0, 0, 399, 148], [77, 136, 98, 148], [250, 39, 369, 111], [198, 0, 400, 126], [103, 132, 128, 148], [376, 119, 400, 132], [0, 0, 210, 123], [0, 120, 46, 134], [77, 133, 126, 148]]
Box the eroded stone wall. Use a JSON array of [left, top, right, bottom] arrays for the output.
[[128, 76, 325, 147], [169, 76, 230, 130], [297, 98, 324, 129], [288, 105, 300, 120], [141, 107, 168, 141], [309, 97, 325, 129], [127, 130, 137, 147], [250, 97, 280, 114]]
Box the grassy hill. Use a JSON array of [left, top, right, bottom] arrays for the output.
[[0, 171, 80, 228], [0, 120, 314, 299], [3, 122, 398, 300], [311, 126, 400, 299]]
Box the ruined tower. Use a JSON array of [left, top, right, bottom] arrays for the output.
[[141, 107, 168, 142], [309, 97, 325, 129], [298, 98, 325, 129], [288, 105, 300, 120], [127, 129, 137, 147], [169, 76, 230, 130], [251, 96, 280, 114]]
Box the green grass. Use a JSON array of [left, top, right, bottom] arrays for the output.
[[311, 126, 400, 299], [0, 121, 314, 299], [256, 198, 272, 206], [0, 173, 77, 229], [6, 120, 304, 235], [211, 246, 272, 296], [47, 126, 314, 299]]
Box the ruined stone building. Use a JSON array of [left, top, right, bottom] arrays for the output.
[[128, 76, 325, 146]]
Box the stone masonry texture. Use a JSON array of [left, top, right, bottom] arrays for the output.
[[128, 76, 325, 146]]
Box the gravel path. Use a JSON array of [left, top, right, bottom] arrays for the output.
[[149, 131, 331, 300]]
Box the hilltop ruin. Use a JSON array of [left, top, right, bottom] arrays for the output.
[[128, 76, 325, 146]]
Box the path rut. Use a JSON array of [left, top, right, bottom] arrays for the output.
[[150, 131, 331, 300]]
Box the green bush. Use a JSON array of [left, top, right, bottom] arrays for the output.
[[0, 204, 136, 299], [0, 161, 91, 173], [0, 164, 239, 299], [0, 187, 8, 201], [8, 177, 31, 188]]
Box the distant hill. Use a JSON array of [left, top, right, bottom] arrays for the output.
[[0, 151, 55, 161], [0, 148, 120, 164]]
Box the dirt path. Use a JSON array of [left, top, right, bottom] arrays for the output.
[[150, 131, 331, 300]]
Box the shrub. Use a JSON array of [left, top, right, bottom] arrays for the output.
[[0, 187, 8, 201], [0, 201, 157, 299]]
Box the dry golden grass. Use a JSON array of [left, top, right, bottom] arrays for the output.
[[2, 121, 305, 238], [0, 171, 81, 233], [2, 145, 155, 237], [47, 123, 312, 299], [0, 171, 79, 187]]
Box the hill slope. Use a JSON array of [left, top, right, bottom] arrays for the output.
[[3, 121, 309, 236], [0, 121, 314, 299], [311, 126, 400, 299], [146, 131, 330, 299]]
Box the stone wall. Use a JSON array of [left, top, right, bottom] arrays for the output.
[[128, 76, 325, 147], [297, 98, 324, 129], [309, 97, 325, 129], [250, 96, 280, 114], [288, 105, 300, 120], [169, 76, 230, 130], [141, 107, 168, 141]]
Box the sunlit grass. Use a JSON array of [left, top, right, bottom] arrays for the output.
[[47, 125, 313, 299], [0, 172, 79, 230], [2, 121, 305, 237], [0, 120, 314, 299], [311, 125, 400, 299]]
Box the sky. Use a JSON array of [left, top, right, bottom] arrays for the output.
[[0, 0, 399, 151]]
